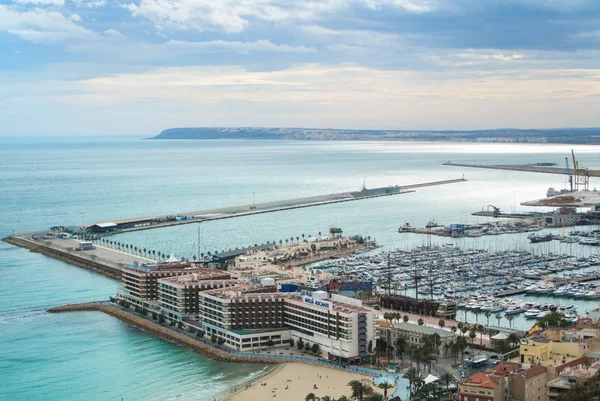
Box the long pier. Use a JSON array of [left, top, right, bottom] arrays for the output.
[[443, 162, 600, 177], [84, 178, 467, 235]]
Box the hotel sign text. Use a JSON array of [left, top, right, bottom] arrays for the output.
[[303, 296, 333, 311]]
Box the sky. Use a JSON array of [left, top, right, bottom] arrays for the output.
[[1, 0, 600, 135]]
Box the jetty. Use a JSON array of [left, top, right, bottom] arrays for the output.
[[81, 178, 466, 235], [443, 161, 600, 177]]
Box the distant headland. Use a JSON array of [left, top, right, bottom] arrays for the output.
[[152, 127, 600, 144]]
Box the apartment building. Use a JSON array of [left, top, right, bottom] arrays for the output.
[[117, 263, 230, 309], [458, 372, 505, 401], [509, 365, 548, 401], [158, 275, 242, 321]]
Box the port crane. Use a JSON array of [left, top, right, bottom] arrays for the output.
[[571, 149, 590, 191], [565, 157, 573, 191]]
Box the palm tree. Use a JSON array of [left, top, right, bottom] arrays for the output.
[[440, 372, 456, 392], [377, 382, 392, 400], [403, 315, 409, 323], [366, 394, 383, 401], [403, 366, 421, 400], [395, 336, 407, 360], [439, 319, 445, 330], [451, 326, 457, 336], [305, 393, 318, 401], [477, 324, 484, 346], [507, 315, 514, 329], [485, 311, 491, 326], [473, 310, 480, 325], [508, 332, 520, 348], [496, 313, 502, 327], [418, 318, 424, 326], [469, 328, 477, 345], [348, 379, 366, 401], [457, 322, 463, 335]]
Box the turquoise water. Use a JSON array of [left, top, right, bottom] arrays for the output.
[[1, 136, 600, 400]]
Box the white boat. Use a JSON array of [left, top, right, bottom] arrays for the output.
[[537, 311, 550, 318], [524, 309, 541, 318], [505, 308, 522, 315], [584, 291, 600, 299]]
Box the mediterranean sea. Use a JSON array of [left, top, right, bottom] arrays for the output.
[[1, 136, 599, 400]]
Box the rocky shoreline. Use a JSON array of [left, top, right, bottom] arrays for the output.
[[48, 302, 337, 366]]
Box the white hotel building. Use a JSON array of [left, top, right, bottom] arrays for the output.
[[196, 288, 377, 364]]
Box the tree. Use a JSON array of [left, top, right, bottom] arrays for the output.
[[395, 336, 407, 360], [403, 315, 409, 323], [158, 315, 165, 324], [451, 326, 457, 336], [377, 381, 392, 400], [305, 393, 317, 401], [485, 311, 491, 327], [457, 322, 464, 335], [439, 319, 445, 330], [403, 366, 422, 400], [477, 324, 484, 346], [297, 338, 304, 351], [440, 372, 456, 391], [289, 338, 295, 348], [469, 329, 477, 345], [304, 341, 311, 352], [177, 321, 184, 330], [507, 315, 514, 329], [473, 310, 480, 325], [348, 379, 367, 401], [418, 318, 424, 326], [496, 313, 502, 327], [217, 338, 225, 346], [538, 311, 570, 329], [366, 394, 384, 401], [266, 339, 275, 348], [311, 343, 320, 355], [508, 333, 520, 348]]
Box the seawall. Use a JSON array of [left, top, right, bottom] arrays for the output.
[[2, 236, 122, 280], [48, 303, 333, 366]]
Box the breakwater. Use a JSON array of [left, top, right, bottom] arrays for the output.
[[48, 302, 375, 372], [2, 236, 122, 280]]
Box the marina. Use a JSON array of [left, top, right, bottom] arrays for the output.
[[304, 245, 600, 329]]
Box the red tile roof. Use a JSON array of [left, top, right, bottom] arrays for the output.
[[518, 365, 547, 379], [462, 373, 500, 389]]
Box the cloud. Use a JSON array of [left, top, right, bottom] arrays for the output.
[[124, 0, 434, 34], [164, 39, 315, 54], [0, 5, 95, 43], [70, 0, 106, 7], [104, 28, 123, 37], [13, 0, 64, 5]]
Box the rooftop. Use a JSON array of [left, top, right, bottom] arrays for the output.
[[158, 276, 237, 288], [392, 322, 455, 337], [517, 365, 547, 379], [491, 362, 522, 376], [201, 284, 280, 300], [285, 294, 373, 313], [461, 372, 500, 389]]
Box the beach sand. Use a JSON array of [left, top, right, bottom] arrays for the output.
[[222, 363, 384, 401]]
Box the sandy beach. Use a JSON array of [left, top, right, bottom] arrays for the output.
[[221, 363, 384, 401]]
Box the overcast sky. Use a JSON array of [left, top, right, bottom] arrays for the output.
[[1, 0, 600, 135]]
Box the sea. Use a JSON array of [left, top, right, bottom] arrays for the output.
[[1, 136, 600, 401]]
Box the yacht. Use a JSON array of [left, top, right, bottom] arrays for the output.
[[524, 309, 541, 318]]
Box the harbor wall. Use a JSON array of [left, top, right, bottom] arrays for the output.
[[48, 302, 378, 371], [2, 236, 122, 280]]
